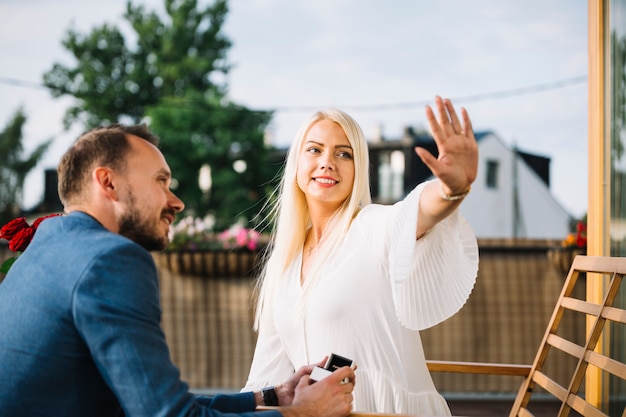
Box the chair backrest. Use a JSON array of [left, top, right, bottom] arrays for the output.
[[511, 255, 626, 417]]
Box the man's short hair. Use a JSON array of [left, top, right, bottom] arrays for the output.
[[57, 124, 160, 206]]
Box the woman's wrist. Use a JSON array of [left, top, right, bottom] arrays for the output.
[[440, 182, 471, 201]]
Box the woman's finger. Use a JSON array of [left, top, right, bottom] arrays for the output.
[[444, 98, 463, 135], [435, 96, 455, 137], [461, 107, 474, 138]]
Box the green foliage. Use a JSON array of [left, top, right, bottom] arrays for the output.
[[0, 257, 17, 275], [42, 0, 281, 226], [0, 109, 52, 224], [44, 0, 231, 129], [146, 91, 276, 229]]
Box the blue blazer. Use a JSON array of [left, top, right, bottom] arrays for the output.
[[0, 212, 278, 417]]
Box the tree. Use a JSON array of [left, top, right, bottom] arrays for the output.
[[146, 91, 276, 229], [42, 0, 278, 227], [0, 109, 52, 225], [44, 0, 231, 129]]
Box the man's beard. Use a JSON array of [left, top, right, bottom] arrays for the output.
[[118, 194, 169, 252]]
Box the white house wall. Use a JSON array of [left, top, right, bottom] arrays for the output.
[[458, 133, 572, 239]]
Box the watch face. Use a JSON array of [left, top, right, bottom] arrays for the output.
[[262, 387, 279, 406]]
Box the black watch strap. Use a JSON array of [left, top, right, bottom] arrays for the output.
[[262, 386, 279, 406]]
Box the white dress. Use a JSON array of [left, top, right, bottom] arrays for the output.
[[242, 183, 479, 415]]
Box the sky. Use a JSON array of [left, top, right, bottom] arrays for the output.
[[0, 0, 589, 218]]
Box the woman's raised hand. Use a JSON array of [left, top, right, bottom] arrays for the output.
[[415, 96, 478, 196]]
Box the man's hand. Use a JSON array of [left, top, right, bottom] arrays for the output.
[[276, 358, 327, 406], [280, 366, 355, 417]]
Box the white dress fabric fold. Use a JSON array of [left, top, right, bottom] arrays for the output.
[[243, 181, 479, 415]]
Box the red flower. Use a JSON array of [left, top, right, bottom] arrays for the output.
[[0, 217, 29, 241], [2, 215, 63, 276], [8, 227, 35, 252], [1, 214, 62, 254]]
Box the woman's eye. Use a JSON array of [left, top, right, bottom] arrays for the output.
[[307, 147, 321, 154], [338, 151, 353, 159]]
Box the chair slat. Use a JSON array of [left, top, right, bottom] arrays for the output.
[[517, 408, 536, 417], [573, 255, 626, 274], [602, 305, 626, 324], [561, 296, 602, 316], [546, 334, 585, 359], [567, 393, 608, 417], [586, 350, 626, 380], [531, 370, 568, 402]]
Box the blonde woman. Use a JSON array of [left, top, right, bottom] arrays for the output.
[[243, 97, 479, 415]]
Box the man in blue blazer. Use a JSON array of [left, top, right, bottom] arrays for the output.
[[0, 124, 355, 417]]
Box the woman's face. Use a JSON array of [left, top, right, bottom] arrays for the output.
[[296, 119, 355, 211]]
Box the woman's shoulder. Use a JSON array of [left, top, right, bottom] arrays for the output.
[[356, 202, 387, 217], [354, 201, 399, 224], [350, 203, 394, 237]]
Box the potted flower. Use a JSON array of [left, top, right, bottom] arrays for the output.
[[155, 216, 266, 278], [548, 219, 587, 274]]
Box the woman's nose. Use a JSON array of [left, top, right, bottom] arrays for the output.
[[319, 154, 335, 170]]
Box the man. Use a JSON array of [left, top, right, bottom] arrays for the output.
[[0, 124, 355, 417]]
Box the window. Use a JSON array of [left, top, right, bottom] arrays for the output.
[[486, 160, 499, 189], [377, 150, 405, 201]]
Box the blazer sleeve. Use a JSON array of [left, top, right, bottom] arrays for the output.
[[72, 241, 279, 417]]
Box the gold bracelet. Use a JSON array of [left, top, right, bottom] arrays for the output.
[[440, 184, 471, 201]]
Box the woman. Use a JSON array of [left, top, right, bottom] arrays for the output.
[[243, 96, 479, 415]]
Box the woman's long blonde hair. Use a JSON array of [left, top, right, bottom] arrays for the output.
[[254, 109, 371, 329]]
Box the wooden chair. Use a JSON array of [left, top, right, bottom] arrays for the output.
[[425, 255, 626, 417]]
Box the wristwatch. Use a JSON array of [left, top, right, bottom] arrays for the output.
[[262, 386, 279, 406]]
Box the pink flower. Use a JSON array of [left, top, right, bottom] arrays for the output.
[[217, 224, 261, 250], [246, 230, 260, 251], [235, 227, 248, 247]]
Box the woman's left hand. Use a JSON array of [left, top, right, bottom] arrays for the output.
[[415, 96, 478, 195]]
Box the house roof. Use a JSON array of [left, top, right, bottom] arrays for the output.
[[410, 129, 551, 187]]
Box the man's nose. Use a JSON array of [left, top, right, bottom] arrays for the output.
[[169, 191, 185, 212]]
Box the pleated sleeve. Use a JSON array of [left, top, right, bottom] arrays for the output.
[[365, 181, 479, 331]]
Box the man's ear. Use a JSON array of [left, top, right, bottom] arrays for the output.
[[93, 167, 119, 200]]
